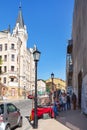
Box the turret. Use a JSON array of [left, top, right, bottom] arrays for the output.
[[12, 4, 28, 47]]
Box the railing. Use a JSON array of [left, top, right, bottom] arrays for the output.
[[67, 39, 73, 54]]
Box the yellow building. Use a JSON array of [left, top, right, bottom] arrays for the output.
[[46, 78, 66, 92]]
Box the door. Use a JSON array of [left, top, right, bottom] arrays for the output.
[[7, 103, 19, 127]]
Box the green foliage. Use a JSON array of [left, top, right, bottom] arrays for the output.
[[46, 85, 50, 92]]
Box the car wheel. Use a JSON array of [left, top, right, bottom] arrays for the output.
[[5, 125, 11, 130], [18, 117, 23, 127]]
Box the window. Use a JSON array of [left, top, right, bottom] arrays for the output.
[[0, 56, 2, 64], [7, 104, 17, 112], [4, 66, 7, 72], [3, 77, 6, 83], [11, 44, 15, 50], [11, 66, 14, 71], [5, 43, 7, 50], [0, 44, 2, 51], [11, 54, 15, 61], [0, 56, 2, 60], [11, 78, 14, 82], [4, 55, 7, 62], [0, 104, 4, 114], [0, 66, 2, 74]]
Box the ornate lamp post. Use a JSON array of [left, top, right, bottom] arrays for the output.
[[33, 46, 41, 129], [51, 72, 54, 103], [51, 73, 54, 90]]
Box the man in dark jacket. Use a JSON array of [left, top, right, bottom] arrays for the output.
[[67, 93, 71, 110], [72, 93, 77, 110]]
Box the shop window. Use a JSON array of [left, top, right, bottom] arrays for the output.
[[11, 88, 15, 96]]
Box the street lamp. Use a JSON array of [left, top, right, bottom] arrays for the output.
[[51, 72, 54, 103], [33, 45, 41, 129], [51, 72, 54, 90]]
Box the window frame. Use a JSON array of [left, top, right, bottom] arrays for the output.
[[5, 43, 7, 51], [0, 44, 2, 51]]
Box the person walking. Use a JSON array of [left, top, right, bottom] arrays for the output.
[[72, 92, 77, 110], [61, 93, 67, 111], [66, 93, 71, 110], [53, 98, 59, 119]]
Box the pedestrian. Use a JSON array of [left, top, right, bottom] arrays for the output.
[[53, 98, 59, 119], [66, 93, 71, 110], [61, 93, 67, 111], [72, 92, 77, 110]]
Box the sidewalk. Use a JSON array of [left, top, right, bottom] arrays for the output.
[[29, 118, 70, 130], [29, 109, 87, 130]]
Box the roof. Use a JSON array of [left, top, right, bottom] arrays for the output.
[[16, 5, 24, 28]]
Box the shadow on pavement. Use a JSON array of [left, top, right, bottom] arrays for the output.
[[56, 109, 87, 130]]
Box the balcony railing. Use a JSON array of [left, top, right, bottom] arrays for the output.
[[67, 39, 73, 54]]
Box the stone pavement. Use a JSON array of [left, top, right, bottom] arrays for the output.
[[29, 118, 70, 130], [29, 109, 87, 130]]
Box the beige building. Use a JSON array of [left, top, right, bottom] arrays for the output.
[[0, 6, 35, 99], [46, 78, 66, 92], [66, 0, 87, 112]]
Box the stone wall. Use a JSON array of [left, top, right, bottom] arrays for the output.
[[72, 0, 87, 99]]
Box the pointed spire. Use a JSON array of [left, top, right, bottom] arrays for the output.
[[16, 2, 24, 28], [8, 24, 11, 32], [19, 1, 22, 8]]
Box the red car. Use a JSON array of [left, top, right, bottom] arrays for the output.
[[27, 94, 34, 99], [29, 106, 54, 121]]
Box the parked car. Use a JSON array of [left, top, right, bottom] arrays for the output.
[[27, 94, 34, 99], [0, 102, 23, 130]]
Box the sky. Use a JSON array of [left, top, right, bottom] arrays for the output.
[[0, 0, 74, 81]]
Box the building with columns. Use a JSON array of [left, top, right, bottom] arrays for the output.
[[0, 6, 35, 99]]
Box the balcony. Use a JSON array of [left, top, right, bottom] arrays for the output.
[[69, 64, 73, 76], [67, 64, 73, 86], [9, 81, 18, 87], [67, 39, 73, 54], [68, 79, 72, 86]]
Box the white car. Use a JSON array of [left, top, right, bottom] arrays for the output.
[[0, 102, 23, 130]]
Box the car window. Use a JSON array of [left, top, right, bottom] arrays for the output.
[[7, 104, 17, 113], [0, 104, 4, 114]]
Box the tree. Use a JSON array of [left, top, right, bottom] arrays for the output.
[[46, 85, 50, 93]]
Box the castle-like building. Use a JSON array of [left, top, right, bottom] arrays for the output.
[[0, 6, 35, 99]]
